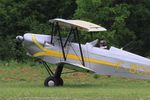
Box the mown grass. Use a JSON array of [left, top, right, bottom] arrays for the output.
[[0, 60, 150, 100]]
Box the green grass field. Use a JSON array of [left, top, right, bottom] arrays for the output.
[[0, 60, 150, 100]]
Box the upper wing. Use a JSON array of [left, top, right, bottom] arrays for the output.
[[49, 18, 107, 32]]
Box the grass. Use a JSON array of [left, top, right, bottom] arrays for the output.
[[0, 60, 150, 100]]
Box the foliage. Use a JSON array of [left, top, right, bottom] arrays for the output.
[[0, 0, 150, 61], [0, 36, 23, 61], [75, 0, 150, 56], [0, 0, 77, 60]]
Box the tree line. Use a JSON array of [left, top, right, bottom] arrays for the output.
[[0, 0, 150, 61]]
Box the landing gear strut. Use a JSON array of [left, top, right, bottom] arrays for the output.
[[42, 62, 64, 87]]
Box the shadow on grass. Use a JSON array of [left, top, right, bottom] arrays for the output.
[[63, 83, 106, 88]]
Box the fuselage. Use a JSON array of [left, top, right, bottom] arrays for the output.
[[21, 33, 150, 80]]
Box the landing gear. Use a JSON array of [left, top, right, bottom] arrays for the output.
[[44, 76, 63, 86], [42, 62, 64, 87]]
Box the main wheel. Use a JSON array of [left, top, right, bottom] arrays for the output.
[[44, 76, 55, 87], [44, 76, 64, 87]]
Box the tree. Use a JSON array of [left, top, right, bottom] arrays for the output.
[[74, 0, 150, 56], [0, 0, 77, 60]]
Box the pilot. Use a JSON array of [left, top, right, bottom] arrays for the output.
[[99, 39, 108, 49], [99, 39, 111, 77]]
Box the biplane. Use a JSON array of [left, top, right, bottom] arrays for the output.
[[16, 18, 150, 87]]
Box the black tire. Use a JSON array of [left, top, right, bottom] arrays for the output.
[[44, 76, 63, 87], [44, 76, 55, 87], [55, 77, 63, 86]]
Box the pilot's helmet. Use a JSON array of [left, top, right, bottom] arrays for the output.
[[100, 40, 107, 46]]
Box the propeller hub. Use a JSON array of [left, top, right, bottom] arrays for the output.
[[16, 36, 24, 42]]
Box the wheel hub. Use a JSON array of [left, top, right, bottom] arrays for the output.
[[48, 80, 55, 86]]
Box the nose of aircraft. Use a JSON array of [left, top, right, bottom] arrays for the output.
[[16, 35, 24, 42]]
